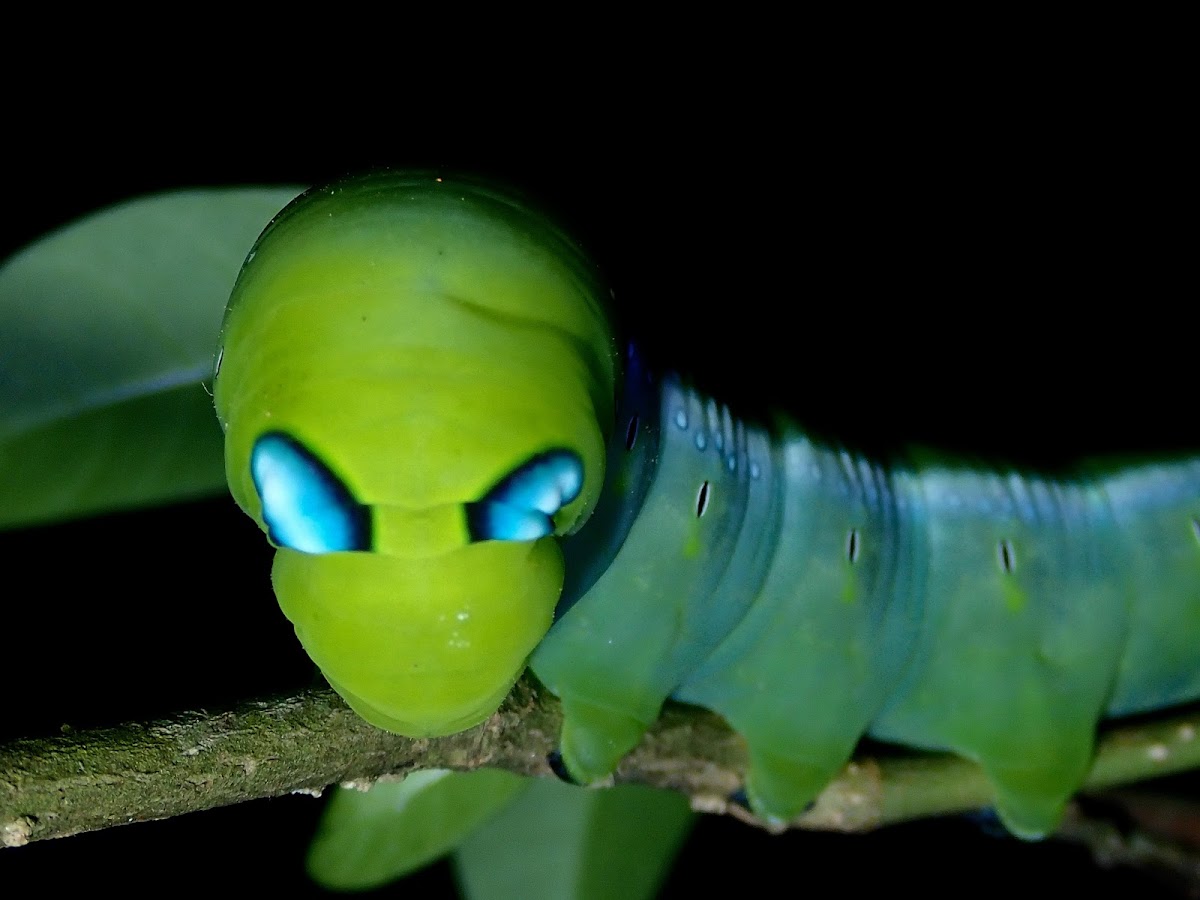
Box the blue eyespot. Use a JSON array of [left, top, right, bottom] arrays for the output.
[[250, 432, 371, 553], [467, 450, 584, 542]]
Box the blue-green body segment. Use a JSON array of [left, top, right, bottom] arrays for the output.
[[533, 349, 1200, 838]]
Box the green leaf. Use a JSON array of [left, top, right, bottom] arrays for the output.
[[454, 780, 695, 900], [0, 186, 301, 528], [307, 769, 532, 892]]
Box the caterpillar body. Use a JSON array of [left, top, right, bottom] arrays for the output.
[[212, 171, 1200, 839]]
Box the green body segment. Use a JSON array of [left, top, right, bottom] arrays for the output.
[[213, 173, 617, 736], [532, 379, 776, 779], [1101, 460, 1200, 716], [873, 457, 1200, 836], [868, 466, 1128, 837], [673, 427, 924, 824]]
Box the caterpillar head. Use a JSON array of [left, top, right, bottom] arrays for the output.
[[213, 172, 616, 736]]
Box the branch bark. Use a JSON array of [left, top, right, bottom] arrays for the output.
[[3, 677, 1200, 848]]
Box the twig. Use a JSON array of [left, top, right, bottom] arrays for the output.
[[4, 679, 1200, 848]]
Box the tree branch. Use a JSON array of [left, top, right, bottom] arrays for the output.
[[4, 677, 1200, 848]]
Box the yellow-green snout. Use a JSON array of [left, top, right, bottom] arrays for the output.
[[273, 538, 565, 735]]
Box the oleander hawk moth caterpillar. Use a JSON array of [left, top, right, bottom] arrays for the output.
[[212, 171, 1200, 840]]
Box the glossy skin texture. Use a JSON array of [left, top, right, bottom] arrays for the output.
[[536, 363, 1200, 838], [216, 171, 1200, 839], [213, 173, 616, 735]]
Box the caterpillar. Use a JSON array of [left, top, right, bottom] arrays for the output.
[[212, 170, 1200, 840]]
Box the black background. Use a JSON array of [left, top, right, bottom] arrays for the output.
[[1, 67, 1194, 897]]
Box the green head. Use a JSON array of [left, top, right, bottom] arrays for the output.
[[213, 172, 616, 735]]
